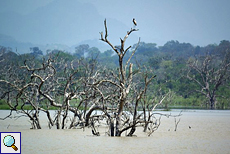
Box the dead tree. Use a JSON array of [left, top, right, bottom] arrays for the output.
[[0, 57, 45, 129], [0, 21, 182, 136], [99, 19, 141, 136], [96, 19, 181, 136], [0, 53, 86, 129], [186, 51, 230, 109], [0, 49, 111, 130]]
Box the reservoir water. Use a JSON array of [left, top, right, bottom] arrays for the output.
[[1, 110, 230, 154]]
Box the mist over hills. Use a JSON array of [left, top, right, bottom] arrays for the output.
[[0, 0, 138, 53], [0, 33, 110, 54], [1, 0, 230, 54]]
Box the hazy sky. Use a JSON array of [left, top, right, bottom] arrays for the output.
[[0, 0, 230, 47], [86, 0, 230, 46]]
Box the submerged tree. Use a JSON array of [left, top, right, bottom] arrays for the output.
[[84, 19, 181, 136], [0, 19, 181, 137], [99, 19, 142, 136]]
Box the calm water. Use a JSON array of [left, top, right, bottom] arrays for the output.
[[1, 110, 230, 154]]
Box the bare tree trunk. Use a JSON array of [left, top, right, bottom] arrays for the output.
[[100, 19, 139, 136], [110, 119, 115, 137], [115, 99, 125, 136], [210, 95, 217, 110]]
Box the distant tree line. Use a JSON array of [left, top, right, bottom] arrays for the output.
[[0, 20, 183, 136], [1, 40, 230, 110], [0, 20, 229, 138]]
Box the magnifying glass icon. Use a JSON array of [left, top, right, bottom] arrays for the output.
[[3, 135, 18, 151]]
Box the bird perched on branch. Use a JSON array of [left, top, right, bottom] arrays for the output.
[[133, 18, 137, 26]]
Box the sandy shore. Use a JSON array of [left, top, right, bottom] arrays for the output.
[[0, 110, 230, 154]]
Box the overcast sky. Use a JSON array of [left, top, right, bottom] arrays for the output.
[[0, 0, 230, 47]]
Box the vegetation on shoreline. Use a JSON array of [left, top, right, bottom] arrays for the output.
[[1, 40, 230, 110]]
